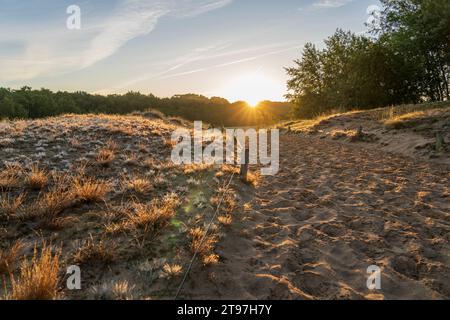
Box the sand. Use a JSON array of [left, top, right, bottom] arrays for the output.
[[183, 134, 449, 300]]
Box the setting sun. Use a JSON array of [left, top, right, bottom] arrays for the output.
[[217, 72, 285, 106]]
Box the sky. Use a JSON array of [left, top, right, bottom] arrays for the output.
[[0, 0, 381, 104]]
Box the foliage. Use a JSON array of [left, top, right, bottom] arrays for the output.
[[0, 88, 294, 126], [286, 0, 450, 118]]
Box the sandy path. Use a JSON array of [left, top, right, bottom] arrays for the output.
[[184, 134, 449, 300]]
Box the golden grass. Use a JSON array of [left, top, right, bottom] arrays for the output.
[[0, 241, 24, 274], [72, 237, 115, 266], [5, 243, 61, 300], [96, 148, 116, 167], [26, 165, 48, 190], [105, 193, 180, 245], [162, 263, 183, 278], [123, 177, 153, 195], [376, 102, 449, 121], [218, 215, 233, 226], [278, 102, 450, 133], [91, 280, 134, 300], [384, 111, 428, 129], [33, 188, 73, 226], [71, 177, 111, 203], [202, 254, 219, 266], [126, 193, 180, 232], [111, 281, 134, 300], [0, 192, 26, 220], [0, 164, 23, 190], [183, 163, 212, 174], [189, 227, 218, 259], [243, 171, 260, 187]]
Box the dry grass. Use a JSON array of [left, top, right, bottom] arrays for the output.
[[26, 165, 48, 190], [183, 163, 212, 174], [0, 241, 24, 274], [218, 215, 232, 226], [71, 177, 111, 203], [162, 263, 183, 278], [123, 176, 153, 195], [124, 152, 139, 165], [278, 102, 450, 133], [384, 111, 428, 129], [72, 237, 116, 266], [202, 254, 219, 266], [376, 102, 449, 121], [33, 188, 73, 226], [91, 280, 134, 300], [5, 243, 61, 300], [0, 192, 26, 220], [164, 137, 177, 149], [0, 164, 23, 190], [96, 147, 116, 167], [189, 227, 218, 259], [126, 193, 180, 233], [105, 193, 180, 246]]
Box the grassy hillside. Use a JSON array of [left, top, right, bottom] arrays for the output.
[[279, 101, 450, 163], [0, 113, 253, 299]]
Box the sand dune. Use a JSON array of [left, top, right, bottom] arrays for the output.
[[184, 134, 449, 300]]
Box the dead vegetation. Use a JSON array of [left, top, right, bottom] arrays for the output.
[[96, 147, 116, 167], [0, 113, 245, 299], [0, 164, 23, 190], [107, 193, 181, 245], [0, 241, 24, 274], [72, 237, 116, 266], [122, 176, 153, 195], [0, 192, 26, 220], [279, 102, 450, 162], [4, 243, 61, 300], [71, 177, 111, 203], [189, 227, 219, 266], [26, 166, 48, 190]]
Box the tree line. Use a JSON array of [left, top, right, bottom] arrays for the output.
[[0, 88, 293, 127], [286, 0, 450, 118]]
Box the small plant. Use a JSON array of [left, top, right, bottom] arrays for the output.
[[71, 177, 111, 203], [6, 243, 61, 300], [0, 192, 26, 220], [202, 254, 219, 266], [189, 227, 218, 258], [123, 177, 153, 195], [127, 193, 180, 232], [0, 241, 24, 274], [96, 148, 116, 167], [218, 215, 232, 226], [72, 237, 116, 266], [26, 166, 48, 190], [33, 188, 73, 226], [162, 263, 183, 278], [0, 164, 23, 190], [91, 280, 134, 300]]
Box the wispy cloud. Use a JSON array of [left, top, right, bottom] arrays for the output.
[[159, 43, 304, 80], [95, 41, 302, 93], [311, 0, 354, 9], [0, 0, 232, 82]]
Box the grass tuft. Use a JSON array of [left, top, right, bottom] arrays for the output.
[[26, 166, 48, 190], [5, 243, 61, 300]]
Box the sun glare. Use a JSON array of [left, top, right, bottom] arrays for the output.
[[218, 73, 284, 107]]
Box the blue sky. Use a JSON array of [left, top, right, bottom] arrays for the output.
[[0, 0, 381, 103]]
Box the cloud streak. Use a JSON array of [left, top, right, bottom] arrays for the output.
[[311, 0, 354, 9], [0, 0, 232, 82]]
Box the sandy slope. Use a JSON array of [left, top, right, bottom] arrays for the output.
[[184, 134, 449, 300]]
